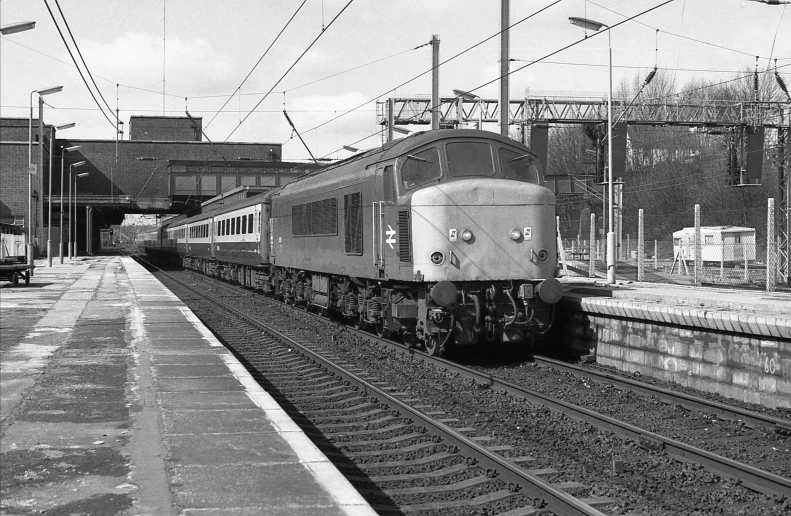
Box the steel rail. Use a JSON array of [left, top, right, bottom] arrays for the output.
[[143, 262, 607, 516], [533, 355, 791, 434], [135, 256, 790, 501], [364, 340, 791, 500]]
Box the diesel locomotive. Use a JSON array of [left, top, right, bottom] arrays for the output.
[[140, 129, 563, 356]]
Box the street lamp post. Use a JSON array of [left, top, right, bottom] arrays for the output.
[[47, 123, 75, 267], [453, 89, 483, 130], [0, 21, 36, 35], [59, 146, 81, 264], [569, 16, 615, 284], [28, 86, 62, 271], [68, 161, 86, 259], [73, 173, 88, 258]]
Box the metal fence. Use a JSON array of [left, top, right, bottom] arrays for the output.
[[558, 201, 790, 291]]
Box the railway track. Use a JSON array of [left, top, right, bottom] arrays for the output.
[[151, 263, 612, 515], [136, 254, 790, 515]]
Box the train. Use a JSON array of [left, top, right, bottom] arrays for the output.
[[139, 129, 562, 356]]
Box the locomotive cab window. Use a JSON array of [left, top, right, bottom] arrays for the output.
[[399, 147, 441, 190], [446, 142, 494, 177], [499, 148, 541, 184]]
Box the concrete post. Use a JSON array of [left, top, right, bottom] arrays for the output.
[[589, 213, 596, 278], [767, 198, 777, 292], [694, 204, 702, 286], [637, 209, 644, 281], [556, 216, 568, 276], [654, 240, 658, 270]]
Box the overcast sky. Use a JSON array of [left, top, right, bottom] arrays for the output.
[[1, 0, 788, 161]]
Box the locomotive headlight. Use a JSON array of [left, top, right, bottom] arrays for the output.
[[461, 229, 473, 242], [430, 251, 445, 265], [509, 228, 522, 241]]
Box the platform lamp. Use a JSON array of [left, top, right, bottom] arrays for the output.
[[68, 161, 86, 259], [453, 89, 483, 130], [0, 21, 36, 35], [72, 172, 88, 258], [29, 85, 63, 269], [47, 123, 75, 267], [59, 145, 81, 264], [569, 16, 615, 284]]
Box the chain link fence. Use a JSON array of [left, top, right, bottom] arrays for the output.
[[558, 201, 790, 291]]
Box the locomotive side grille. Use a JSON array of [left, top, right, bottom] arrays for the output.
[[344, 192, 363, 254], [398, 209, 412, 263], [311, 198, 338, 235], [292, 204, 310, 236], [292, 198, 338, 236]]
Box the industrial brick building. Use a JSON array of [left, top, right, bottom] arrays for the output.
[[0, 116, 315, 257]]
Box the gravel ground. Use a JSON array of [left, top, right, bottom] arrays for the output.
[[159, 269, 791, 516]]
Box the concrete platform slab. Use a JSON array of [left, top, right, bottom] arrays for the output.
[[1, 256, 376, 516]]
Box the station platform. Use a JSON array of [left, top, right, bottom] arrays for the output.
[[0, 255, 376, 515], [559, 276, 791, 339]]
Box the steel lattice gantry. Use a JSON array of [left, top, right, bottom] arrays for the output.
[[377, 95, 791, 284]]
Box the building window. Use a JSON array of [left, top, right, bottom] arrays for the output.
[[240, 175, 257, 186], [221, 176, 237, 192], [174, 175, 197, 195], [201, 174, 218, 196], [260, 175, 276, 186]]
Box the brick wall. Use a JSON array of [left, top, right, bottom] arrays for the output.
[[129, 116, 202, 141], [545, 297, 791, 409]]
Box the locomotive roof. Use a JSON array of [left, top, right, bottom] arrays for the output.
[[294, 129, 532, 182]]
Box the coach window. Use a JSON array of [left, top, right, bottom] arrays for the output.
[[399, 147, 441, 190], [499, 147, 540, 184], [447, 142, 494, 178], [248, 214, 254, 233], [242, 214, 248, 234], [236, 216, 241, 234]]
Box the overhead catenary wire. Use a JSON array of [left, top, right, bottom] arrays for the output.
[[205, 0, 308, 129], [312, 0, 677, 159], [300, 0, 565, 154], [225, 0, 356, 142], [42, 0, 118, 129], [52, 0, 119, 123]]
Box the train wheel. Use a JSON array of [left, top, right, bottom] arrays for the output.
[[24, 271, 30, 285], [11, 273, 19, 287], [375, 319, 390, 339], [403, 332, 417, 349], [424, 333, 447, 357], [318, 306, 329, 317]]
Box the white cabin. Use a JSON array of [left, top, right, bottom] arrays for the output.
[[672, 226, 756, 262]]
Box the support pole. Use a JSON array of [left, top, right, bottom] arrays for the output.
[[637, 209, 644, 281], [767, 198, 777, 292], [431, 35, 440, 131], [694, 204, 702, 286], [499, 0, 509, 137], [589, 213, 596, 278]]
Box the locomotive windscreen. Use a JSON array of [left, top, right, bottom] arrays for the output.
[[499, 148, 541, 184], [446, 142, 495, 177]]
